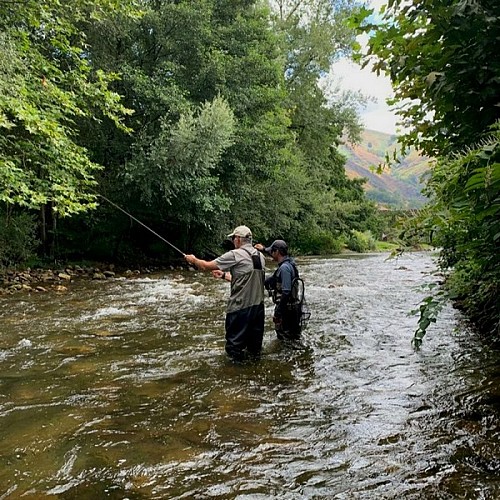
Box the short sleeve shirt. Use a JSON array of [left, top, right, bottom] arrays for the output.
[[215, 243, 265, 313]]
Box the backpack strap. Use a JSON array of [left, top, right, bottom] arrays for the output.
[[239, 247, 263, 270]]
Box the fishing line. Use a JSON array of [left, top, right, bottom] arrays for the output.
[[98, 194, 186, 257]]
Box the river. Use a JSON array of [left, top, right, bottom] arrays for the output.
[[0, 252, 499, 499]]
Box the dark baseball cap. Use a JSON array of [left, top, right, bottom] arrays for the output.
[[265, 239, 288, 254]]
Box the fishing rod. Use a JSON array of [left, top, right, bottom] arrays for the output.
[[98, 194, 186, 257]]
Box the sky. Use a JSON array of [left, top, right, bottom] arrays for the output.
[[327, 0, 398, 135]]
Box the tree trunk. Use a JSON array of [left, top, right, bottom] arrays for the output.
[[39, 203, 57, 260]]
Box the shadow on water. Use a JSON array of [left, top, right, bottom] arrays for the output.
[[0, 252, 499, 499]]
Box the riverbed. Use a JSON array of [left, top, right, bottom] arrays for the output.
[[0, 252, 499, 498]]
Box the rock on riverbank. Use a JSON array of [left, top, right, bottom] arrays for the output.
[[0, 264, 186, 295]]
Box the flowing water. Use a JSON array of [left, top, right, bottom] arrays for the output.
[[0, 252, 499, 499]]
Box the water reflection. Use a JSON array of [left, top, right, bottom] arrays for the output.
[[0, 252, 499, 498]]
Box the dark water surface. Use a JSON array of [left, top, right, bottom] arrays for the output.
[[0, 252, 499, 499]]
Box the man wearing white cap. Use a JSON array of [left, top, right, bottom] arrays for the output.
[[184, 225, 266, 361]]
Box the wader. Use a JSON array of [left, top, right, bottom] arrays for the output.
[[268, 260, 302, 341]]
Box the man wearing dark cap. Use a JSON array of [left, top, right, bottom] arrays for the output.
[[184, 225, 266, 361], [255, 239, 303, 344]]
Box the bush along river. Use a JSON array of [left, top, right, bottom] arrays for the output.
[[0, 252, 499, 499]]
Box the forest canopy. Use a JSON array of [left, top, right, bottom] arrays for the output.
[[0, 0, 380, 263]]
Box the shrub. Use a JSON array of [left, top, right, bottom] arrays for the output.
[[295, 229, 343, 255], [346, 230, 376, 253]]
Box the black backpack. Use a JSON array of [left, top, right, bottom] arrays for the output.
[[290, 265, 311, 329]]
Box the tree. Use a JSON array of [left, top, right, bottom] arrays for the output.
[[361, 0, 500, 157], [270, 0, 378, 245], [78, 0, 309, 254], [10, 0, 382, 262], [124, 96, 236, 226], [0, 0, 134, 216]]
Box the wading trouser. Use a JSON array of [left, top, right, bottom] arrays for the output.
[[275, 303, 302, 341], [225, 303, 265, 361]]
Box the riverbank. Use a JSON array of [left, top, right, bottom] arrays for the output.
[[0, 261, 188, 295]]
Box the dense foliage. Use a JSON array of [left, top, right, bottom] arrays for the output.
[[0, 0, 133, 215], [425, 127, 500, 337], [0, 0, 136, 257], [1, 0, 384, 265], [360, 0, 500, 340]]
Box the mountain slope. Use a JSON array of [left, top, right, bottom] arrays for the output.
[[340, 129, 431, 208]]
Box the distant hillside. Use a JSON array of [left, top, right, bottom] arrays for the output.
[[340, 129, 431, 208]]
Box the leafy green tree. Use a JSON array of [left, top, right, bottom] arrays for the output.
[[418, 127, 500, 339], [22, 0, 382, 262], [125, 96, 236, 226], [0, 0, 134, 216], [77, 0, 309, 255]]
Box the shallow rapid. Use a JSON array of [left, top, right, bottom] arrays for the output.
[[0, 252, 499, 498]]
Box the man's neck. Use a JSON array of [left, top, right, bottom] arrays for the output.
[[236, 241, 252, 250]]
